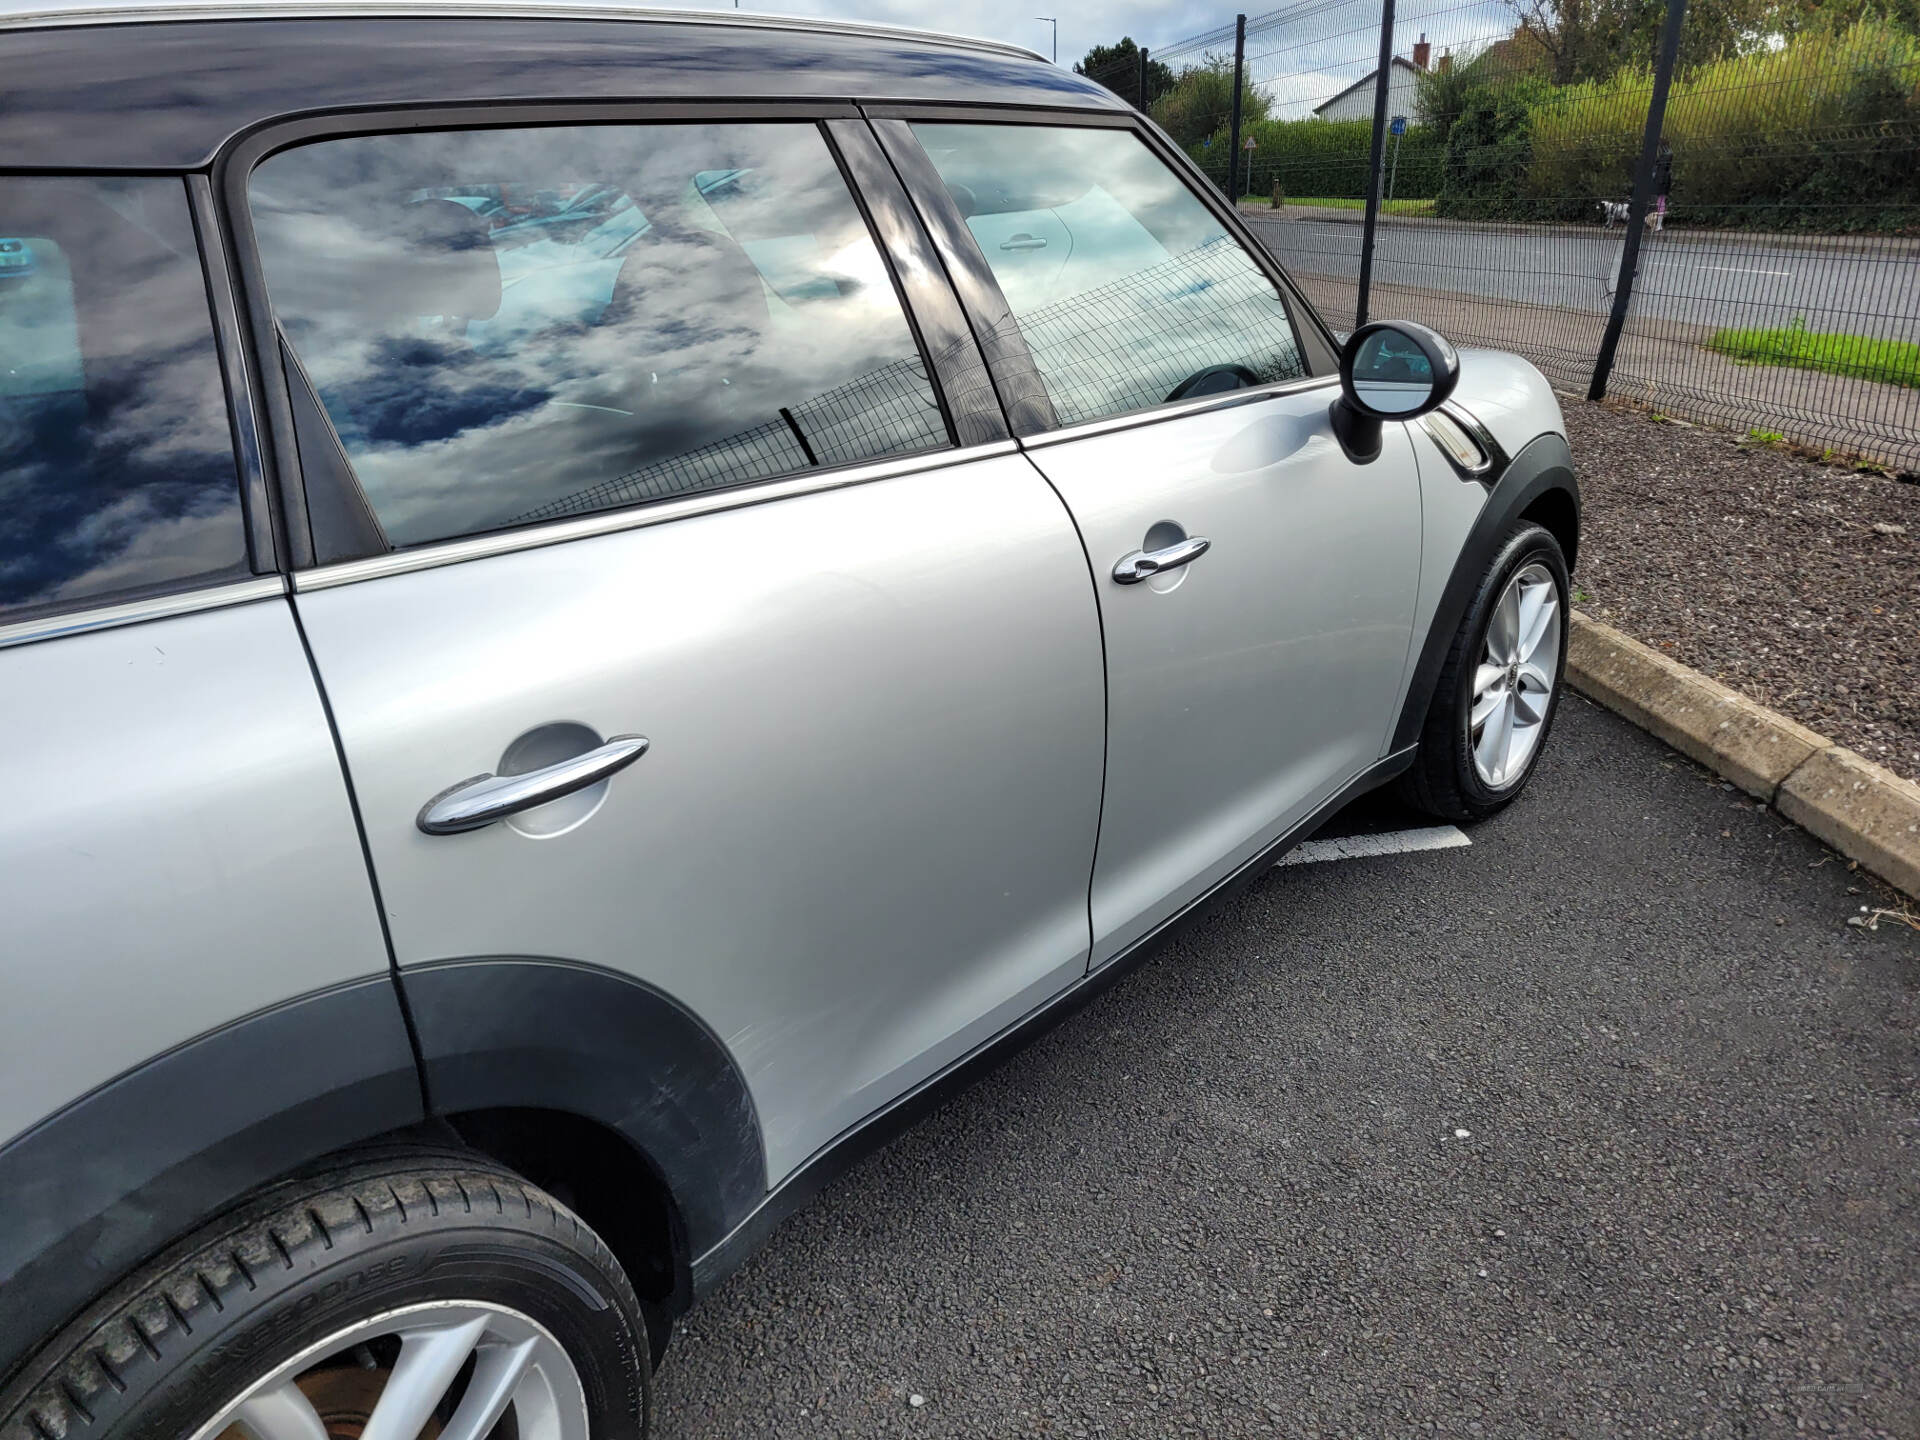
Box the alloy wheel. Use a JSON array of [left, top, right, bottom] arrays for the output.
[[191, 1301, 589, 1440], [1469, 561, 1561, 788]]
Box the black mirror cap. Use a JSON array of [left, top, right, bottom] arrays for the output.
[[1330, 320, 1462, 463]]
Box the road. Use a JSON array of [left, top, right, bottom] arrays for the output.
[[1242, 210, 1920, 343], [653, 696, 1920, 1437]]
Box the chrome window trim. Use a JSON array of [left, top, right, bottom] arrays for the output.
[[295, 440, 1017, 591], [0, 576, 288, 651], [0, 1, 1047, 60], [1019, 374, 1340, 450]]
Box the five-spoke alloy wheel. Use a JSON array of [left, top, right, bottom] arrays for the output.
[[1468, 561, 1561, 789], [1401, 522, 1571, 823]]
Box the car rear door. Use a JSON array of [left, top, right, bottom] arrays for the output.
[[878, 115, 1424, 966], [0, 171, 404, 1208], [233, 110, 1106, 1185]]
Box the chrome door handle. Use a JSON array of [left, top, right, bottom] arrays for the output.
[[1000, 233, 1048, 251], [1112, 536, 1211, 585], [417, 734, 650, 835]]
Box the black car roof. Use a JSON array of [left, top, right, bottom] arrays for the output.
[[0, 3, 1125, 171]]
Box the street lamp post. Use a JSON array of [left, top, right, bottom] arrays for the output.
[[1035, 15, 1056, 63]]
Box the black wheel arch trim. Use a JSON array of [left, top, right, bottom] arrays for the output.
[[398, 957, 768, 1268], [0, 975, 424, 1391], [1392, 428, 1580, 754]]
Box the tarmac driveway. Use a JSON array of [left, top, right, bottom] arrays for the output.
[[656, 696, 1920, 1438]]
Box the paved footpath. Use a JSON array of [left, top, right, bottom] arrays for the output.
[[654, 697, 1920, 1438]]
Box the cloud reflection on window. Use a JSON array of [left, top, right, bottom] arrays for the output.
[[0, 179, 248, 623], [252, 124, 950, 549]]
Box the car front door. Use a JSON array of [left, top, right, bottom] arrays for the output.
[[237, 113, 1106, 1186], [885, 117, 1424, 965]]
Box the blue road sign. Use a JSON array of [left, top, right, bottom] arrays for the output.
[[1389, 115, 1408, 135]]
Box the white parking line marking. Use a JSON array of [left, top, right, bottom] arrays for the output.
[[1278, 825, 1472, 867], [1700, 265, 1790, 277]]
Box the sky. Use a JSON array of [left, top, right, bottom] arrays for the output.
[[658, 0, 1526, 116], [3, 0, 1526, 119], [658, 0, 1221, 67]]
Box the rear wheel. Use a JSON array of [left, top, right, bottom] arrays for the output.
[[1400, 522, 1569, 822], [0, 1152, 651, 1440]]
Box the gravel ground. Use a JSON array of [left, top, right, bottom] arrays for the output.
[[1567, 400, 1920, 781], [654, 699, 1920, 1438]]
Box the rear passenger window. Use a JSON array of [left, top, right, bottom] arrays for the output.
[[250, 124, 950, 549], [0, 178, 248, 625], [909, 124, 1306, 428]]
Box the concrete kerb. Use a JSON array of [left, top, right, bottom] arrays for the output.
[[1566, 612, 1920, 899]]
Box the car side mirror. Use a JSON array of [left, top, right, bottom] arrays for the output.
[[1329, 320, 1460, 463]]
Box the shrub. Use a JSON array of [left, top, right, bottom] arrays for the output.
[[1435, 78, 1554, 218], [1178, 18, 1917, 231], [1523, 68, 1653, 219], [1527, 16, 1920, 231], [1150, 58, 1272, 149], [1190, 116, 1446, 202]]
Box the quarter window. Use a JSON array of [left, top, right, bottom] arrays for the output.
[[910, 123, 1306, 428], [250, 124, 950, 549], [0, 178, 248, 625]]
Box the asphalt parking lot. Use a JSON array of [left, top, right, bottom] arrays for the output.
[[654, 695, 1920, 1438]]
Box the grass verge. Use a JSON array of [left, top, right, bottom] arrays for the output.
[[1251, 196, 1437, 217], [1707, 320, 1920, 391]]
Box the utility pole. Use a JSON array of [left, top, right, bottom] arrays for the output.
[[1355, 0, 1396, 329], [1226, 14, 1247, 202], [1035, 16, 1056, 64]]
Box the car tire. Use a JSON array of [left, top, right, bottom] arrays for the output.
[[0, 1150, 651, 1440], [1399, 521, 1570, 823]]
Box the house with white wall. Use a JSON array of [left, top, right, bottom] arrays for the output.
[[1312, 35, 1435, 122]]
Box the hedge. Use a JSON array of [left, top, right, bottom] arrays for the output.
[[1528, 17, 1920, 231], [1186, 17, 1917, 232], [1187, 116, 1447, 201]]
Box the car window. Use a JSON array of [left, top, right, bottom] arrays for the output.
[[250, 124, 950, 549], [0, 177, 249, 625], [909, 123, 1306, 428]]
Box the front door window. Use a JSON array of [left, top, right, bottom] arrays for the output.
[[909, 122, 1307, 427]]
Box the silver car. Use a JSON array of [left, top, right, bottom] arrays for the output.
[[0, 6, 1577, 1438]]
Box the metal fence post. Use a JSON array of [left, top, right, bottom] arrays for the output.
[[1588, 0, 1688, 401], [1137, 45, 1149, 112], [1227, 15, 1247, 201], [1355, 0, 1397, 330]]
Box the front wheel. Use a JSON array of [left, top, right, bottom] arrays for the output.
[[0, 1152, 652, 1440], [1400, 522, 1569, 822]]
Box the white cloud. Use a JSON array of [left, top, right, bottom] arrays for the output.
[[668, 0, 1223, 70]]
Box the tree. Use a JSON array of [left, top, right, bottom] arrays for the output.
[[1074, 37, 1176, 106], [1777, 0, 1920, 39], [1497, 0, 1791, 84], [1148, 58, 1273, 148]]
